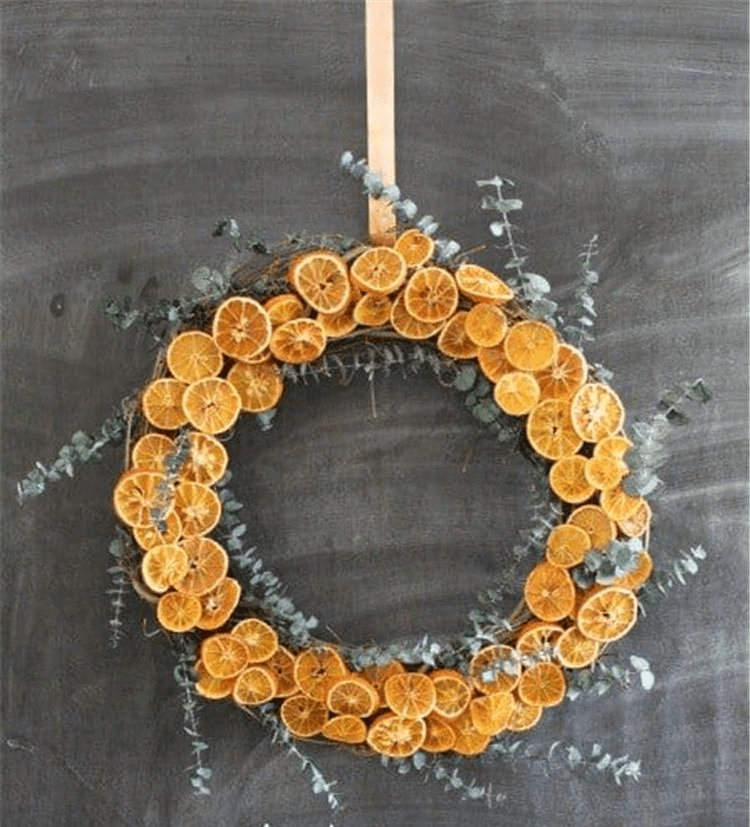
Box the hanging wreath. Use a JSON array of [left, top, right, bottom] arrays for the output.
[[15, 153, 711, 804], [111, 208, 656, 760]]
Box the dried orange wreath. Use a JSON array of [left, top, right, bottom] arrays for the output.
[[113, 230, 653, 758]]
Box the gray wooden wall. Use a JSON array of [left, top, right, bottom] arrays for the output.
[[2, 2, 747, 826]]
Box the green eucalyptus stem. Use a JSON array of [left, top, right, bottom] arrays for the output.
[[250, 704, 342, 811], [172, 638, 212, 795]]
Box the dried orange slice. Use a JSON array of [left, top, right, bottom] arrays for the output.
[[600, 485, 644, 521], [113, 469, 172, 528], [469, 645, 521, 694], [493, 371, 540, 416], [232, 665, 278, 706], [517, 662, 566, 707], [577, 586, 639, 642], [477, 343, 512, 383], [524, 562, 576, 622], [617, 499, 652, 538], [436, 311, 479, 359], [231, 618, 279, 663], [264, 293, 306, 326], [280, 694, 329, 738], [515, 621, 564, 659], [322, 715, 367, 744], [350, 246, 407, 295], [243, 347, 273, 365], [194, 658, 236, 700], [181, 432, 228, 486], [156, 591, 202, 633], [567, 504, 616, 550], [384, 672, 436, 719], [366, 712, 426, 758], [394, 228, 434, 268], [361, 661, 406, 707], [175, 536, 228, 596], [265, 646, 298, 698], [294, 646, 348, 702], [535, 343, 587, 401], [430, 669, 472, 719], [611, 550, 653, 590], [584, 455, 625, 490], [422, 714, 457, 753], [141, 543, 189, 593], [173, 481, 222, 536], [469, 691, 514, 736], [449, 710, 491, 756], [317, 304, 357, 338], [131, 433, 175, 471], [227, 360, 284, 413], [570, 383, 625, 443], [269, 318, 327, 364], [403, 267, 459, 323], [526, 399, 583, 460], [181, 377, 241, 435], [326, 675, 379, 717], [464, 303, 508, 348], [289, 250, 351, 314], [555, 627, 601, 669], [353, 293, 392, 327], [455, 263, 513, 304], [212, 296, 271, 362], [549, 455, 596, 504], [593, 434, 632, 465], [390, 290, 444, 339], [504, 320, 557, 371], [142, 378, 189, 430], [166, 330, 223, 384], [506, 696, 543, 731], [133, 510, 182, 550], [196, 577, 241, 630], [201, 633, 250, 679], [546, 523, 591, 568]]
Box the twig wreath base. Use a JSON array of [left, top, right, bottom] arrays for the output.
[[112, 223, 656, 761]]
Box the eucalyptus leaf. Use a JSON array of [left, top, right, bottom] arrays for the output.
[[452, 364, 477, 392], [665, 408, 690, 426], [525, 273, 551, 294], [686, 379, 712, 402], [394, 199, 418, 220], [629, 655, 650, 672], [639, 671, 655, 691]]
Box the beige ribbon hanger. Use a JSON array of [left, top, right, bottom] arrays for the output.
[[365, 0, 396, 246]]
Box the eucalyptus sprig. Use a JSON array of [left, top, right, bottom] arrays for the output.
[[16, 409, 130, 503], [217, 476, 319, 649], [253, 703, 342, 811], [106, 532, 135, 649], [566, 654, 655, 700], [212, 218, 269, 255], [172, 639, 212, 796], [624, 379, 712, 497], [383, 752, 507, 806], [487, 737, 642, 785], [340, 150, 463, 265], [571, 537, 645, 590], [386, 734, 642, 803], [639, 545, 707, 605], [476, 176, 557, 322], [559, 234, 600, 347]]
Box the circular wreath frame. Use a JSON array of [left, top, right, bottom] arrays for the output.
[[112, 230, 654, 760]]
